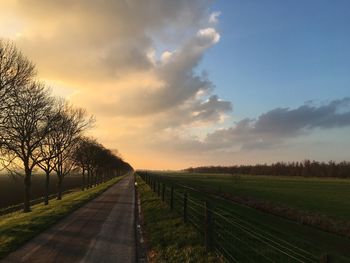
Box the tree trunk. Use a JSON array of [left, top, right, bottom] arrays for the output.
[[44, 171, 50, 205], [57, 174, 63, 200], [23, 165, 31, 213], [87, 170, 91, 188], [82, 168, 86, 191], [88, 169, 92, 189], [92, 171, 95, 187]]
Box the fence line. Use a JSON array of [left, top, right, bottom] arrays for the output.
[[213, 205, 317, 259], [212, 209, 316, 262], [138, 171, 327, 263]]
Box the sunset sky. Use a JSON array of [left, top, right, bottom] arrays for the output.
[[1, 0, 350, 169]]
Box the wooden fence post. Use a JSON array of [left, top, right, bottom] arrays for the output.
[[205, 201, 213, 252], [183, 193, 188, 223], [170, 187, 174, 210], [162, 184, 165, 202]]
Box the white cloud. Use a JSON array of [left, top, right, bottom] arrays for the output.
[[197, 28, 221, 45], [161, 51, 174, 64], [209, 11, 221, 24]]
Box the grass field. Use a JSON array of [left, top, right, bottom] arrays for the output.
[[0, 175, 125, 259], [143, 171, 350, 262], [0, 174, 83, 209], [136, 176, 218, 262], [156, 172, 350, 221]]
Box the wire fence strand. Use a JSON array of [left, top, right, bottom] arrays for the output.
[[138, 172, 321, 263]]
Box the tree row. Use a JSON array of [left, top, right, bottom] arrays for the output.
[[185, 160, 350, 178], [0, 39, 132, 212]]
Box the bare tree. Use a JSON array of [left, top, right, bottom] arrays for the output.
[[73, 137, 98, 190], [0, 40, 36, 155], [0, 39, 133, 210], [50, 102, 93, 200], [36, 139, 56, 205], [0, 82, 54, 212], [0, 39, 35, 109], [73, 138, 133, 190], [36, 101, 64, 205]]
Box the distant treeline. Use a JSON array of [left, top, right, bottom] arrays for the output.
[[185, 160, 350, 178]]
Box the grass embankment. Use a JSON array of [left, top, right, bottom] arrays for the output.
[[0, 175, 126, 259], [136, 175, 219, 263]]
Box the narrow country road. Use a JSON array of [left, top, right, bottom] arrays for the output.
[[2, 174, 136, 263]]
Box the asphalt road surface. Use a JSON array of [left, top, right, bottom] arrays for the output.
[[2, 174, 136, 263]]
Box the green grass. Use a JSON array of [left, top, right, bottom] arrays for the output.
[[158, 172, 350, 221], [146, 171, 350, 262], [136, 175, 219, 263], [0, 175, 126, 259]]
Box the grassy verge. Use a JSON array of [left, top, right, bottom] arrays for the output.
[[136, 175, 219, 263], [0, 175, 126, 259]]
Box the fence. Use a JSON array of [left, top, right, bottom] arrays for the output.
[[138, 172, 328, 263]]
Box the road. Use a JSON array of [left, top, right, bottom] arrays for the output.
[[2, 174, 136, 263]]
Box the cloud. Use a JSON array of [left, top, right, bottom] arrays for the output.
[[205, 98, 350, 150], [209, 11, 221, 24], [4, 2, 348, 169], [3, 0, 212, 82], [193, 95, 232, 123], [1, 0, 230, 120], [145, 98, 350, 158], [197, 28, 221, 45], [0, 0, 233, 168]]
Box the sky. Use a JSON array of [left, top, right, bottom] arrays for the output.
[[1, 0, 349, 169]]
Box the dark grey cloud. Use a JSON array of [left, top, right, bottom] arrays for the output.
[[193, 95, 232, 123], [254, 97, 350, 135], [205, 98, 350, 150], [152, 94, 232, 129]]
